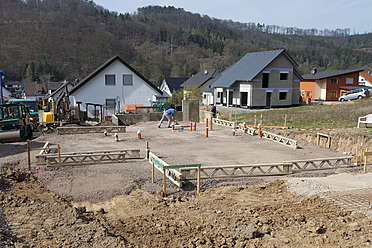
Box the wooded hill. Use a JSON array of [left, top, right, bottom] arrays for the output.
[[1, 0, 371, 86]]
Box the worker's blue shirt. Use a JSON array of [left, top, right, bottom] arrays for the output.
[[165, 109, 175, 116]]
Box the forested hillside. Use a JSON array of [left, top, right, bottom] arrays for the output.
[[1, 0, 371, 85]]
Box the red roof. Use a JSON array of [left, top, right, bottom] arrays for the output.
[[360, 72, 372, 84]]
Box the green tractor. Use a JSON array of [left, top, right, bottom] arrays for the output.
[[0, 104, 34, 143]]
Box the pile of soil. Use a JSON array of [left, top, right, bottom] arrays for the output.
[[1, 168, 371, 247]]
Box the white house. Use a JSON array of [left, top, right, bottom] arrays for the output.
[[359, 72, 372, 87], [159, 77, 188, 97], [69, 56, 163, 116]]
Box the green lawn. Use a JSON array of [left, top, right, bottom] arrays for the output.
[[233, 98, 372, 130]]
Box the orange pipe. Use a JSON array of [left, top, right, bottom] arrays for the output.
[[232, 129, 235, 136], [194, 121, 196, 131], [190, 122, 193, 131], [210, 117, 213, 131], [206, 127, 208, 138], [243, 123, 247, 134], [206, 118, 208, 128]]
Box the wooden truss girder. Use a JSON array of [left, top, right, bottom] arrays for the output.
[[285, 156, 353, 171], [180, 163, 292, 180], [261, 131, 298, 149], [36, 149, 140, 166]]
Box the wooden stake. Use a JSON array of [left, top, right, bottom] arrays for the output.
[[27, 140, 31, 172], [152, 162, 155, 183], [163, 169, 166, 197], [57, 144, 62, 168], [355, 144, 358, 165], [197, 166, 201, 194], [364, 147, 369, 173], [284, 114, 287, 128], [146, 141, 149, 159], [260, 114, 263, 125]]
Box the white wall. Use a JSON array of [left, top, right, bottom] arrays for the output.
[[1, 86, 12, 98], [72, 61, 159, 113], [159, 80, 171, 97]]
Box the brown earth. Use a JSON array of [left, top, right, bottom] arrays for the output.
[[0, 120, 371, 247]]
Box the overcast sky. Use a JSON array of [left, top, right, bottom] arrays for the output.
[[93, 0, 371, 34]]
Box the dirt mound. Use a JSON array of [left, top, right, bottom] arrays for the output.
[[76, 180, 371, 247], [0, 167, 129, 247]]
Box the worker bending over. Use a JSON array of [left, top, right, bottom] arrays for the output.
[[158, 108, 177, 128]]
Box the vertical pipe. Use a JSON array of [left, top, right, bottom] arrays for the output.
[[194, 121, 196, 131], [232, 129, 235, 136], [243, 122, 247, 134], [190, 122, 192, 131], [172, 124, 175, 131], [205, 118, 208, 128], [210, 117, 213, 131], [27, 140, 31, 172], [206, 127, 208, 138]]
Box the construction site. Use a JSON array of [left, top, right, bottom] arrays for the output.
[[1, 104, 372, 247]]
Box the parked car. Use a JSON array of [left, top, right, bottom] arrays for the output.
[[338, 88, 370, 101]]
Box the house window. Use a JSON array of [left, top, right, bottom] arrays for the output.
[[280, 72, 288, 80], [329, 91, 337, 98], [346, 78, 353, 84], [330, 78, 338, 84], [105, 75, 116, 85], [279, 92, 287, 100], [105, 98, 116, 107], [262, 72, 270, 88], [123, 74, 133, 85]]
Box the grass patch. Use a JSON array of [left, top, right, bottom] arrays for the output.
[[232, 98, 372, 129]]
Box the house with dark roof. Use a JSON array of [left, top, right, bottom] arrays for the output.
[[69, 56, 164, 115], [159, 77, 188, 97], [359, 72, 372, 87], [23, 81, 48, 100], [301, 69, 363, 101], [212, 49, 303, 108], [181, 69, 220, 105]]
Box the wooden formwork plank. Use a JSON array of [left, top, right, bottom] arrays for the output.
[[57, 126, 126, 135]]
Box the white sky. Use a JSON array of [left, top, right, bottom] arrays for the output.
[[93, 0, 371, 34]]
